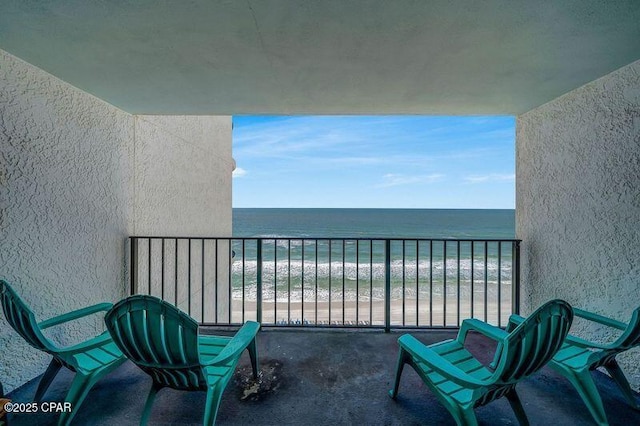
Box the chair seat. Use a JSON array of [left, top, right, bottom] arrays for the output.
[[408, 339, 493, 406], [65, 331, 125, 375], [551, 341, 594, 370], [199, 335, 245, 388], [198, 335, 232, 364]]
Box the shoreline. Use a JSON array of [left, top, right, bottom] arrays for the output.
[[228, 297, 512, 327]]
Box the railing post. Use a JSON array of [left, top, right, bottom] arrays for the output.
[[385, 239, 391, 333], [130, 237, 138, 296], [512, 240, 521, 315], [256, 238, 263, 324]]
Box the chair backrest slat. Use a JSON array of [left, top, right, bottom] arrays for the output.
[[0, 280, 54, 352], [105, 295, 204, 390], [496, 299, 573, 384]]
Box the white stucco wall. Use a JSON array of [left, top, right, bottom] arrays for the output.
[[516, 60, 640, 388], [0, 49, 232, 392], [134, 115, 232, 236], [0, 50, 134, 392]]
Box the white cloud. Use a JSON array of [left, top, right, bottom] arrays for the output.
[[233, 167, 247, 178], [376, 173, 444, 188], [464, 173, 514, 183]]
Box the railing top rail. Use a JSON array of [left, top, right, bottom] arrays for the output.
[[130, 236, 521, 242]]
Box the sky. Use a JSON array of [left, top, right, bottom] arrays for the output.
[[232, 116, 515, 209]]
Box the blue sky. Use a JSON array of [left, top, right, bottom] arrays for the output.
[[232, 116, 515, 209]]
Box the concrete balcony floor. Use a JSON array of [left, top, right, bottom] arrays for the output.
[[7, 329, 640, 425]]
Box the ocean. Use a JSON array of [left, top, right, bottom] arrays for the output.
[[233, 208, 515, 239], [229, 208, 516, 327]]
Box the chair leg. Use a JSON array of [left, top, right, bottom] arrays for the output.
[[453, 405, 479, 426], [203, 383, 225, 426], [35, 359, 63, 402], [506, 389, 530, 426], [561, 368, 608, 426], [57, 372, 97, 426], [140, 383, 163, 426], [436, 398, 478, 426], [247, 339, 259, 380], [388, 348, 408, 399], [604, 359, 640, 410]]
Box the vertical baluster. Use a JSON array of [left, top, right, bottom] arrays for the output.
[[201, 240, 205, 323], [147, 238, 152, 295], [498, 241, 502, 327], [342, 240, 346, 325], [174, 239, 178, 306], [369, 241, 373, 326], [315, 239, 319, 326], [227, 239, 232, 323], [471, 241, 475, 319], [443, 240, 447, 327], [384, 239, 391, 333], [356, 240, 360, 325], [457, 240, 461, 327], [256, 239, 263, 324], [301, 239, 304, 325], [188, 238, 192, 315], [513, 241, 521, 315], [288, 239, 291, 325], [241, 239, 245, 323], [429, 240, 433, 327], [484, 241, 488, 322], [161, 239, 165, 300], [130, 237, 138, 296], [328, 240, 331, 325], [402, 240, 406, 326], [416, 240, 420, 326], [274, 239, 278, 324], [214, 239, 218, 323]]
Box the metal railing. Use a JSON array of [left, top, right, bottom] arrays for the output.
[[130, 237, 520, 331]]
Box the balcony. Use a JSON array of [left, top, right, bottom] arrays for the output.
[[6, 235, 637, 424], [6, 329, 640, 425]]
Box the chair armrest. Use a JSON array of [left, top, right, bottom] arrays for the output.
[[457, 318, 508, 345], [399, 335, 487, 389], [202, 321, 260, 367], [458, 318, 510, 370], [39, 303, 113, 329], [506, 314, 524, 332], [513, 311, 617, 351], [56, 331, 116, 354], [574, 308, 628, 331], [563, 334, 615, 350]]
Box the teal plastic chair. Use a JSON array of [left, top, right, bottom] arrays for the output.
[[104, 295, 260, 426], [0, 280, 126, 426], [509, 306, 640, 425], [390, 299, 573, 425]]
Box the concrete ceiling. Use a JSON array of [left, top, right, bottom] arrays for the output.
[[1, 1, 639, 115]]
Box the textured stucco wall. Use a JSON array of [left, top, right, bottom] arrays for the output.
[[0, 50, 133, 391], [516, 60, 640, 388], [0, 50, 232, 392], [133, 115, 232, 236]]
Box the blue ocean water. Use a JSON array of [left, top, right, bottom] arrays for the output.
[[233, 208, 515, 239]]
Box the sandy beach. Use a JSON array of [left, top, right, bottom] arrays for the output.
[[228, 297, 513, 327]]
